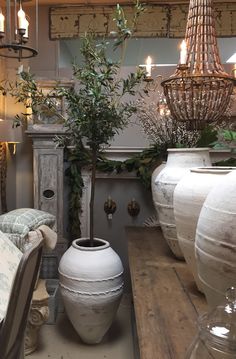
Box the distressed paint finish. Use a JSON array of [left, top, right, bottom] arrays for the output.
[[214, 3, 236, 36], [50, 3, 236, 39], [33, 142, 64, 244], [42, 0, 236, 5]]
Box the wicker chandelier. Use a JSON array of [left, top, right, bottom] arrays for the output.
[[161, 0, 235, 130]]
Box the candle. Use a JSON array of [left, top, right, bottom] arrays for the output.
[[18, 64, 23, 74], [23, 18, 29, 38], [158, 99, 170, 117], [18, 6, 26, 29], [159, 103, 165, 117], [145, 56, 152, 78], [180, 40, 187, 65], [0, 11, 4, 32], [233, 64, 236, 79]]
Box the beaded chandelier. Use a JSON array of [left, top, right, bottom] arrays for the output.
[[161, 0, 235, 130]]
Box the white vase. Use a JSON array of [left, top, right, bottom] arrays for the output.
[[174, 167, 236, 291], [195, 171, 236, 309], [58, 238, 124, 344], [154, 148, 211, 259], [151, 162, 166, 221]]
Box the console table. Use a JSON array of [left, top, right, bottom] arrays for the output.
[[126, 226, 207, 359]]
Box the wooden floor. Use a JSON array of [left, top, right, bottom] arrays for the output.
[[126, 226, 208, 359]]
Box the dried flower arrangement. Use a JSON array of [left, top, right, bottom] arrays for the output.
[[136, 97, 200, 148]]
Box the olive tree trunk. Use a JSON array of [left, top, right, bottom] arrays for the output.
[[89, 148, 97, 246]]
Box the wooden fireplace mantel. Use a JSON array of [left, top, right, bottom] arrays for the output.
[[126, 226, 208, 359]]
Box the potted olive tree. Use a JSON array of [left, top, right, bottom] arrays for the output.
[[57, 13, 145, 342], [4, 3, 145, 344]]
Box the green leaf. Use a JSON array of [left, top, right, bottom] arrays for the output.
[[196, 126, 218, 147]]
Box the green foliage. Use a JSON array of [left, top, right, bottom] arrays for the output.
[[66, 143, 165, 241], [1, 71, 65, 127], [213, 129, 236, 149], [222, 130, 236, 142], [196, 126, 218, 148], [214, 157, 236, 166], [112, 1, 145, 48], [65, 143, 91, 240], [1, 2, 146, 244], [123, 144, 166, 188], [196, 127, 236, 150], [59, 32, 145, 152], [96, 143, 166, 189], [58, 13, 146, 243]]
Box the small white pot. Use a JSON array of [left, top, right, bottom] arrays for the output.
[[59, 238, 124, 344], [174, 167, 236, 291], [154, 148, 211, 259]]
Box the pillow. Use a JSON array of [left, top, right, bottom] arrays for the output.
[[4, 233, 27, 252], [0, 230, 23, 320], [0, 208, 55, 240]]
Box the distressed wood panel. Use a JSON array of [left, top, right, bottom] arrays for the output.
[[50, 3, 236, 39], [43, 0, 236, 5], [33, 144, 64, 246]]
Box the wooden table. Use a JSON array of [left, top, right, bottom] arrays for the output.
[[126, 226, 208, 359]]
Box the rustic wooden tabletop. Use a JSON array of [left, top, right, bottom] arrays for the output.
[[126, 226, 208, 359]]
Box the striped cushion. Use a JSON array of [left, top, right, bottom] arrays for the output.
[[0, 230, 23, 320]]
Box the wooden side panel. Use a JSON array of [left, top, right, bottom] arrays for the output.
[[34, 147, 64, 244]]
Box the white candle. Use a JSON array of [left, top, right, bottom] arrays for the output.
[[18, 6, 26, 29], [0, 11, 4, 32], [233, 64, 236, 79], [18, 64, 23, 74], [145, 56, 152, 77], [23, 18, 29, 37], [159, 103, 165, 117], [180, 40, 187, 65]]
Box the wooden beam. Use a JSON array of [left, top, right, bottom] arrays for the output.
[[50, 3, 236, 39], [42, 0, 236, 4]]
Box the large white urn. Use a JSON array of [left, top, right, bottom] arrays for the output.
[[151, 162, 166, 221], [59, 238, 124, 344], [174, 167, 236, 291], [195, 171, 236, 309], [154, 148, 211, 259]]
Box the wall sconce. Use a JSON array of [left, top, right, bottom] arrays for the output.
[[138, 72, 170, 118], [104, 196, 116, 220], [0, 120, 22, 213], [127, 199, 140, 217]]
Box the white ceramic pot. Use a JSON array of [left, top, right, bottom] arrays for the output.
[[174, 167, 236, 291], [151, 162, 166, 220], [154, 148, 211, 259], [195, 171, 236, 309], [59, 238, 124, 344]]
